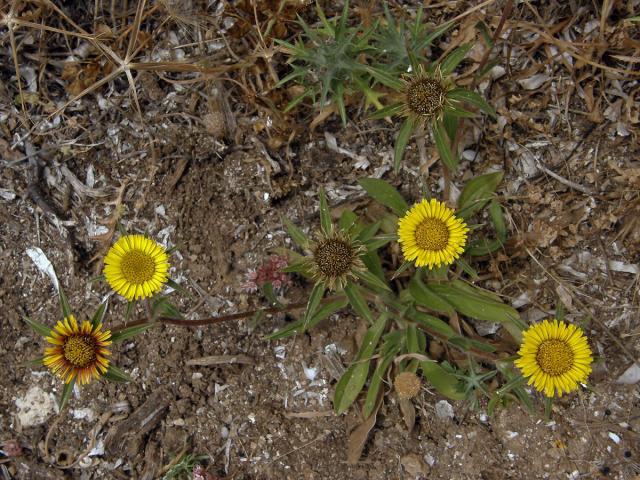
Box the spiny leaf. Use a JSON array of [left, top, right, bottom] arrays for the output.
[[24, 316, 52, 337], [110, 323, 153, 343]]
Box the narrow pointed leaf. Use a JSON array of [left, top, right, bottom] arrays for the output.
[[363, 344, 399, 417], [90, 300, 108, 328], [58, 285, 73, 319], [406, 308, 455, 338], [344, 282, 374, 324], [24, 316, 52, 337], [110, 323, 154, 343], [489, 200, 507, 242], [358, 178, 408, 216], [432, 121, 457, 171], [447, 88, 497, 118], [439, 43, 472, 75], [318, 188, 332, 236], [394, 117, 416, 173], [303, 282, 326, 326], [103, 365, 132, 383], [408, 275, 454, 314], [369, 102, 404, 120], [58, 378, 76, 410], [457, 171, 504, 218], [354, 268, 391, 292], [334, 314, 388, 414], [283, 218, 310, 249], [420, 361, 465, 400]]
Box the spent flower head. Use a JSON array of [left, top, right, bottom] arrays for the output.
[[305, 229, 366, 291]]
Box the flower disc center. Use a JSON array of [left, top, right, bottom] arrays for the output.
[[536, 339, 574, 376], [120, 249, 156, 284], [406, 78, 446, 117], [314, 239, 354, 277], [64, 335, 96, 368], [414, 218, 450, 251]]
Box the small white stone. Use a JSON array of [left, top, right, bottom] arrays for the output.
[[15, 386, 58, 427], [608, 432, 621, 444], [435, 400, 454, 420]]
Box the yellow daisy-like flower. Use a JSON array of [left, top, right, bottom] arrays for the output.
[[397, 199, 469, 269], [43, 315, 112, 385], [104, 234, 169, 301], [514, 319, 593, 398]]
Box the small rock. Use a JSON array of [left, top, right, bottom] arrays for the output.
[[616, 363, 640, 385], [435, 400, 454, 420], [401, 453, 428, 478], [15, 386, 58, 427]]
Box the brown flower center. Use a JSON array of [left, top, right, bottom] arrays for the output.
[[414, 218, 450, 251], [406, 77, 446, 117], [394, 371, 422, 400], [64, 336, 97, 368], [314, 239, 354, 278], [536, 339, 574, 376], [120, 249, 156, 284]]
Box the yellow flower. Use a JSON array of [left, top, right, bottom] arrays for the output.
[[304, 231, 366, 291], [514, 319, 593, 398], [43, 315, 112, 385], [397, 199, 468, 269], [104, 234, 169, 301]]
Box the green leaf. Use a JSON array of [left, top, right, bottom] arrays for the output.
[[363, 343, 398, 417], [361, 250, 385, 283], [58, 285, 73, 319], [457, 171, 504, 218], [334, 314, 388, 414], [125, 300, 135, 322], [394, 117, 416, 173], [447, 88, 497, 118], [152, 296, 184, 320], [408, 275, 454, 314], [420, 361, 465, 400], [439, 43, 472, 75], [392, 260, 413, 280], [24, 316, 52, 337], [339, 210, 358, 232], [358, 178, 408, 216], [110, 323, 154, 343], [428, 280, 521, 327], [365, 66, 404, 90], [305, 298, 349, 330], [442, 112, 459, 141], [166, 277, 187, 295], [103, 365, 132, 383], [318, 188, 332, 236], [448, 336, 496, 352], [264, 318, 305, 340], [357, 221, 381, 243], [90, 300, 108, 328], [344, 282, 374, 324], [406, 308, 455, 338], [369, 102, 404, 120], [283, 218, 310, 249], [432, 120, 457, 171], [335, 82, 347, 126], [489, 200, 507, 242], [467, 238, 503, 256], [355, 268, 391, 292], [415, 22, 453, 53], [58, 378, 76, 410], [303, 282, 326, 327]]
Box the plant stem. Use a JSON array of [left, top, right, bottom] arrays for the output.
[[112, 295, 346, 333]]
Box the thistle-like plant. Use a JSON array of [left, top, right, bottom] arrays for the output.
[[276, 0, 380, 125]]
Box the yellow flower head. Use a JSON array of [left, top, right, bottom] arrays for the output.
[[104, 234, 169, 301], [43, 315, 112, 385], [514, 319, 593, 398], [305, 231, 366, 291], [397, 199, 468, 269]]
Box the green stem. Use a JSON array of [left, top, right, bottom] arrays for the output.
[[543, 396, 553, 420]]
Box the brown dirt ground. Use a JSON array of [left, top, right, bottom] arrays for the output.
[[1, 1, 639, 480]]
